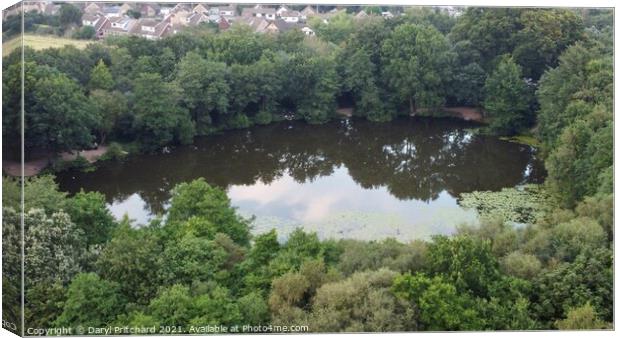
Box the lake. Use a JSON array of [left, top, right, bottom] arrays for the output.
[[56, 117, 545, 241]]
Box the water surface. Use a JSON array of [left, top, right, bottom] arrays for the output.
[[57, 117, 545, 241]]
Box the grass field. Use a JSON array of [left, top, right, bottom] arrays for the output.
[[2, 34, 95, 57]]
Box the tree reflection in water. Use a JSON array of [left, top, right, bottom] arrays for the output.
[[57, 117, 545, 235]]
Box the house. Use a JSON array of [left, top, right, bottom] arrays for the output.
[[82, 14, 111, 39], [119, 3, 134, 16], [165, 4, 192, 26], [84, 3, 102, 14], [218, 16, 231, 30], [280, 10, 301, 23], [301, 26, 315, 36], [186, 12, 209, 26], [103, 16, 137, 37], [381, 11, 394, 19], [209, 5, 236, 22], [355, 10, 368, 19], [101, 5, 122, 18], [131, 18, 171, 40], [241, 7, 276, 21], [43, 3, 60, 15], [193, 4, 210, 15], [140, 3, 161, 18], [300, 5, 317, 21], [265, 19, 297, 34], [211, 5, 235, 17], [237, 16, 270, 33], [82, 13, 100, 27], [276, 5, 289, 16]]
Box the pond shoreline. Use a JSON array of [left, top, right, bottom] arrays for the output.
[[4, 108, 483, 177]]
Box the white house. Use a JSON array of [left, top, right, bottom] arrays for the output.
[[301, 26, 315, 36], [241, 7, 276, 21], [280, 10, 301, 23], [381, 11, 394, 19], [276, 5, 289, 16]]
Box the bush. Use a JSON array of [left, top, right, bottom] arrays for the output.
[[225, 113, 252, 129], [99, 142, 128, 161], [254, 111, 273, 125]]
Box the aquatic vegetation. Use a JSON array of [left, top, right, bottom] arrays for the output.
[[458, 185, 554, 224]]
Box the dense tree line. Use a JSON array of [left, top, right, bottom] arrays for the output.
[[3, 7, 607, 159], [1, 6, 613, 333]]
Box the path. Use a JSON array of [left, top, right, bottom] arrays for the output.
[[2, 146, 108, 177], [442, 106, 484, 122]]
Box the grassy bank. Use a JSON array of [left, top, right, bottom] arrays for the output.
[[3, 34, 94, 57]]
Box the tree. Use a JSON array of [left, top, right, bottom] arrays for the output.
[[131, 72, 195, 151], [448, 40, 486, 106], [88, 60, 114, 91], [59, 3, 81, 28], [426, 235, 501, 298], [96, 223, 163, 304], [26, 65, 98, 154], [73, 25, 96, 40], [158, 233, 244, 287], [55, 273, 125, 328], [340, 48, 388, 121], [393, 273, 482, 330], [25, 209, 86, 286], [532, 248, 612, 324], [65, 191, 116, 246], [166, 178, 251, 245], [482, 55, 533, 135], [176, 52, 230, 135], [555, 303, 608, 330], [310, 269, 417, 332], [89, 89, 127, 144], [536, 42, 611, 149], [512, 9, 584, 80], [296, 55, 338, 124], [545, 108, 612, 207], [381, 23, 453, 114], [500, 252, 542, 280], [148, 284, 195, 326]]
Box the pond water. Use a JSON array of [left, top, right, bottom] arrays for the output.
[[56, 117, 545, 241]]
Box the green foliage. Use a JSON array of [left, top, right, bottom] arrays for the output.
[[65, 190, 116, 245], [88, 60, 114, 91], [28, 64, 98, 153], [166, 178, 251, 245], [73, 25, 96, 40], [131, 72, 195, 151], [426, 235, 500, 298], [500, 252, 542, 280], [96, 222, 163, 304], [483, 55, 533, 134], [58, 3, 81, 27], [336, 239, 427, 276], [158, 233, 244, 287], [382, 23, 453, 113], [176, 52, 229, 135], [555, 303, 608, 330], [544, 107, 612, 207], [310, 269, 416, 332], [254, 110, 273, 125], [55, 273, 125, 328], [533, 248, 612, 324], [392, 273, 481, 330]]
